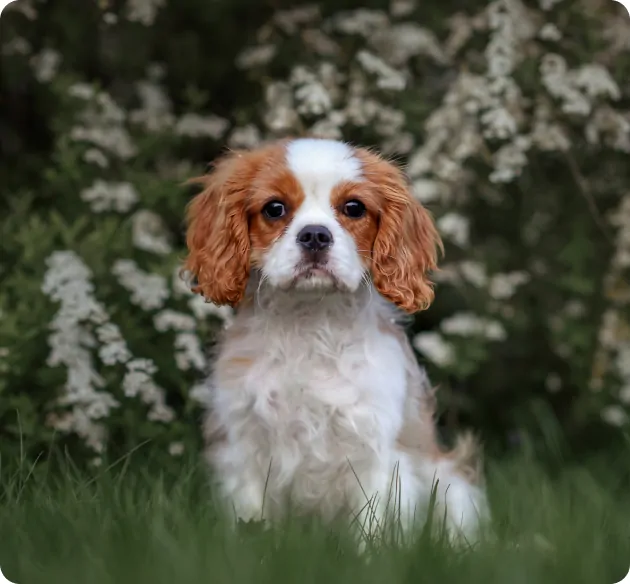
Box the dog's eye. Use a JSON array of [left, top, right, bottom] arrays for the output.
[[262, 201, 287, 220], [342, 200, 366, 219]]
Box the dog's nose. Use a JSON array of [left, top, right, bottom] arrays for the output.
[[297, 225, 333, 252]]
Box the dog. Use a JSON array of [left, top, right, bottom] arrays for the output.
[[183, 138, 488, 545]]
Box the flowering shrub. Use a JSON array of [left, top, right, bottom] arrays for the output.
[[0, 0, 629, 465]]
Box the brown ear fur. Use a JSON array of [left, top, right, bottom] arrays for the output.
[[182, 151, 258, 307], [360, 151, 443, 313]]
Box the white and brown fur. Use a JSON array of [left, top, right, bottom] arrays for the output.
[[183, 138, 488, 544]]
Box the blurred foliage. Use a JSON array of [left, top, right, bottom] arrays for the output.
[[0, 0, 629, 468]]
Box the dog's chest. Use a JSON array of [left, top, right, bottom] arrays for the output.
[[214, 316, 408, 458]]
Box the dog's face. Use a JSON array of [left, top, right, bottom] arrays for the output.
[[184, 138, 442, 313]]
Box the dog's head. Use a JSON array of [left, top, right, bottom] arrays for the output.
[[183, 138, 442, 313]]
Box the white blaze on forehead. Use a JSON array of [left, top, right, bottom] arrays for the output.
[[285, 139, 363, 214], [262, 139, 367, 291]]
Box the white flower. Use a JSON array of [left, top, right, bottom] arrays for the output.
[[390, 0, 416, 17], [264, 82, 299, 132], [42, 251, 125, 451], [345, 95, 380, 127], [131, 210, 172, 255], [489, 137, 531, 184], [573, 64, 620, 101], [169, 442, 185, 456], [70, 90, 137, 159], [371, 23, 447, 66], [122, 358, 171, 421], [149, 404, 175, 423], [81, 180, 139, 213], [83, 148, 109, 168], [67, 410, 107, 452], [585, 107, 630, 153], [480, 107, 517, 140], [71, 125, 137, 160], [441, 312, 507, 341], [69, 83, 96, 100], [413, 332, 455, 367], [188, 295, 234, 325], [331, 9, 390, 37], [175, 114, 229, 139], [112, 259, 170, 311], [98, 341, 132, 366], [2, 37, 32, 56], [236, 45, 277, 69], [616, 343, 630, 379], [130, 81, 175, 132], [381, 132, 414, 155], [273, 5, 321, 34], [459, 261, 488, 288], [127, 358, 158, 375], [539, 0, 563, 9], [374, 107, 405, 137], [31, 49, 61, 82], [598, 309, 620, 350], [488, 272, 530, 300], [412, 180, 444, 204], [437, 213, 470, 247], [228, 125, 262, 149], [291, 68, 333, 116], [310, 112, 347, 139], [531, 121, 570, 152], [96, 323, 132, 365], [155, 307, 207, 371], [154, 310, 196, 332], [601, 405, 628, 427], [174, 333, 206, 371], [122, 369, 152, 398], [356, 50, 406, 91], [538, 23, 562, 41], [485, 321, 507, 341], [564, 300, 586, 319], [190, 382, 211, 404], [540, 54, 612, 117], [85, 394, 120, 419], [545, 373, 562, 393], [127, 0, 166, 25]]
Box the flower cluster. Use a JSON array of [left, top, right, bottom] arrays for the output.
[[42, 251, 177, 452], [42, 251, 120, 452]]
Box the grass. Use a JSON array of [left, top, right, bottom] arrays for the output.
[[1, 449, 630, 584]]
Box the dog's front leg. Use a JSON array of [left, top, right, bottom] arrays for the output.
[[210, 443, 271, 526]]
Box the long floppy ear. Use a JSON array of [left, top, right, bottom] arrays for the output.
[[182, 151, 256, 307], [367, 156, 443, 313]]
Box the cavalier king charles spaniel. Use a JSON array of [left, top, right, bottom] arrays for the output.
[[183, 138, 488, 545]]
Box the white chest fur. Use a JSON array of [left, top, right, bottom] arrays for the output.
[[207, 290, 409, 519], [203, 287, 487, 540]]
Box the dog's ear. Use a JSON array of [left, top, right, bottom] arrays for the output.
[[360, 151, 443, 313], [183, 151, 258, 307]]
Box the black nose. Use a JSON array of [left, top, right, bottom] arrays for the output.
[[297, 225, 333, 252]]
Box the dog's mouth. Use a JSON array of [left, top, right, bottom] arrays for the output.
[[292, 262, 338, 287], [301, 266, 330, 278]]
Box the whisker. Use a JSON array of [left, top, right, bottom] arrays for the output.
[[362, 272, 374, 307], [357, 254, 388, 272], [255, 273, 269, 310], [355, 249, 398, 262]]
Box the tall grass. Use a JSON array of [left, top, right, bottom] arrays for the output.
[[0, 448, 629, 584]]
